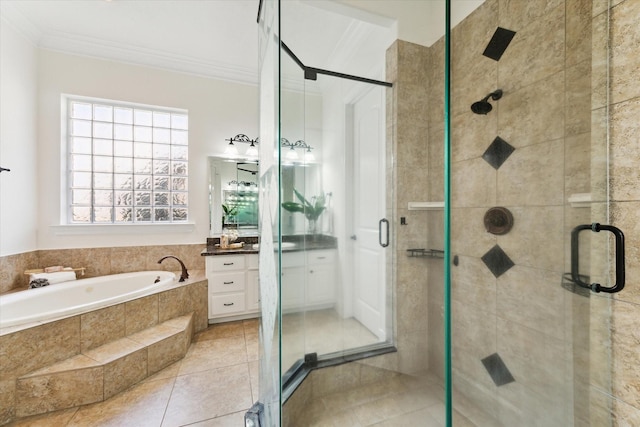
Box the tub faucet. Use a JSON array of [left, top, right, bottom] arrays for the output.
[[157, 255, 189, 282]]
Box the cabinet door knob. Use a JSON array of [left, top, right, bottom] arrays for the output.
[[223, 303, 234, 306], [223, 281, 234, 284], [310, 270, 314, 274]]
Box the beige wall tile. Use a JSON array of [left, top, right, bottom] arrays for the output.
[[451, 207, 497, 258], [496, 318, 567, 403], [395, 40, 430, 85], [451, 158, 496, 208], [498, 0, 564, 31], [498, 3, 565, 93], [498, 71, 565, 149], [0, 379, 15, 425], [452, 255, 497, 315], [610, 0, 640, 104], [497, 265, 566, 340], [125, 294, 159, 336], [497, 206, 564, 273], [396, 165, 429, 209], [611, 202, 640, 305], [80, 304, 126, 352], [497, 141, 564, 207], [591, 12, 608, 110], [565, 60, 592, 137], [15, 367, 104, 417], [71, 248, 111, 278], [189, 280, 209, 333], [564, 132, 591, 196], [109, 246, 147, 274], [610, 98, 640, 201], [566, 0, 593, 67], [147, 332, 188, 375], [103, 349, 148, 399], [613, 396, 640, 425], [158, 285, 191, 323], [450, 111, 498, 163], [0, 251, 38, 293], [451, 301, 496, 390], [0, 317, 80, 381]]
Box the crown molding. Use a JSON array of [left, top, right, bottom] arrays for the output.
[[0, 2, 42, 45], [39, 31, 259, 86]]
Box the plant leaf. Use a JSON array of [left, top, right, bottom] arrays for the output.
[[282, 201, 304, 213], [293, 189, 313, 209]]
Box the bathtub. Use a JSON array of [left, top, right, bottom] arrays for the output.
[[0, 271, 176, 329]]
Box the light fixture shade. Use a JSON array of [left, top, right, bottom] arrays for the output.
[[245, 143, 259, 158], [285, 146, 299, 161], [303, 149, 315, 163], [224, 142, 239, 157]]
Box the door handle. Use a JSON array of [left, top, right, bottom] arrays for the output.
[[571, 223, 625, 293], [379, 218, 389, 248]]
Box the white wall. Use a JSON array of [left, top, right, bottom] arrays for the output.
[[0, 18, 39, 256], [36, 50, 258, 249]]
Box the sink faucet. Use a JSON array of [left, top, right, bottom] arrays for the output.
[[157, 255, 189, 282]]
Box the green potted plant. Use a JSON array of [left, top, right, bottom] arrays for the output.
[[282, 189, 326, 235], [222, 204, 238, 228]]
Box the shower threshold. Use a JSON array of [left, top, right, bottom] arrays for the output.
[[282, 344, 397, 403]]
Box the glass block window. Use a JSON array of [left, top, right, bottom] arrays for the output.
[[67, 97, 188, 223]]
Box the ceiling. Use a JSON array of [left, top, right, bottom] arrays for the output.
[[0, 0, 483, 86]]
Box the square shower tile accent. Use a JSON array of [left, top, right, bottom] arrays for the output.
[[481, 245, 514, 278], [482, 353, 515, 386], [483, 27, 517, 61], [482, 136, 515, 170]]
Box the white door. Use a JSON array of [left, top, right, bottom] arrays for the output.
[[352, 87, 386, 341]]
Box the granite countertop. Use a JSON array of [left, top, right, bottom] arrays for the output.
[[201, 235, 338, 256]]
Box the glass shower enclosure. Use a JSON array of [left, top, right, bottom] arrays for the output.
[[256, 0, 631, 426]]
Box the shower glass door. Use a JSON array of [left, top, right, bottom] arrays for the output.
[[444, 0, 626, 425]]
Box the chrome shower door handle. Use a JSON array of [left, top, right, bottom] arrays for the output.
[[379, 218, 389, 248], [571, 223, 625, 293]]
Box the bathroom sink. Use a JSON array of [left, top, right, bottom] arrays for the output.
[[252, 242, 297, 250]]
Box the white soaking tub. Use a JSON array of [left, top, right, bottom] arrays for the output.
[[0, 271, 176, 329]]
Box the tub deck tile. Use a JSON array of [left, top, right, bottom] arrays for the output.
[[20, 354, 99, 378]]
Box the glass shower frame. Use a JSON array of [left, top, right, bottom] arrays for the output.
[[258, 0, 619, 425]]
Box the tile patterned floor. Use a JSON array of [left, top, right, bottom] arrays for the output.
[[10, 319, 259, 427], [294, 372, 494, 426]]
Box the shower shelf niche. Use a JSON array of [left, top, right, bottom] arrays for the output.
[[407, 248, 444, 259], [407, 201, 444, 210]]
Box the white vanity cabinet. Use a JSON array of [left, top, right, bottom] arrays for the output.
[[207, 254, 260, 321], [281, 249, 336, 312]]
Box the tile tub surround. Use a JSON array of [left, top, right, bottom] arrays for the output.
[[0, 274, 207, 425], [7, 319, 258, 427], [0, 243, 206, 294]]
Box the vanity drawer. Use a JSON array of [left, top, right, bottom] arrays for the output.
[[210, 272, 245, 293], [306, 250, 335, 264], [209, 255, 245, 271], [210, 293, 246, 316]]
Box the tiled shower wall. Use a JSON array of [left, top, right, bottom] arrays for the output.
[[422, 0, 639, 425], [593, 0, 640, 423], [0, 244, 206, 294]]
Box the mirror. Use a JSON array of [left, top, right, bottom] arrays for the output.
[[208, 157, 259, 235], [281, 163, 323, 235]]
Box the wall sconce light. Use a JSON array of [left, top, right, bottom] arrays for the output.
[[225, 134, 259, 159], [281, 138, 315, 165]]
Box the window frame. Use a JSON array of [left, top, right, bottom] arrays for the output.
[[63, 95, 190, 225]]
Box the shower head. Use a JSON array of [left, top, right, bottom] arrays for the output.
[[471, 89, 503, 115]]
